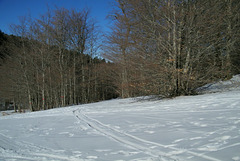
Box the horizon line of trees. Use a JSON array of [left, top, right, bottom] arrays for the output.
[[0, 7, 117, 112], [104, 0, 240, 98], [0, 0, 240, 112]]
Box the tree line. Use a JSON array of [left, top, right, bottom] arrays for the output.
[[0, 0, 240, 111], [0, 8, 117, 111], [105, 0, 240, 98]]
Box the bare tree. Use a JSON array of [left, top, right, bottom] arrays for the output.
[[1, 7, 109, 111], [105, 0, 240, 97]]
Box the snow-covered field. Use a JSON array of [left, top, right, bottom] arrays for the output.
[[1, 78, 240, 161]]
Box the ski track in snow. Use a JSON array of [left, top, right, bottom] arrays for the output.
[[0, 133, 81, 161], [73, 109, 176, 161], [0, 89, 240, 160], [73, 108, 223, 161]]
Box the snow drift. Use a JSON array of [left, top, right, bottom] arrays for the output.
[[197, 74, 240, 94]]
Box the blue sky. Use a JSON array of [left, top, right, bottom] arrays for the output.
[[0, 0, 114, 35]]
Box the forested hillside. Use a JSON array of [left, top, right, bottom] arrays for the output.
[[0, 8, 117, 111], [0, 0, 240, 112]]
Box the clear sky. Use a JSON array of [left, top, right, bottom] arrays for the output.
[[0, 0, 114, 35]]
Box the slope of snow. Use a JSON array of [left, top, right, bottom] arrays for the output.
[[197, 74, 240, 94], [1, 90, 240, 160]]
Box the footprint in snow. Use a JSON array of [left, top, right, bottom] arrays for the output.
[[86, 156, 98, 159], [233, 156, 240, 161], [59, 132, 74, 137], [190, 121, 207, 127], [210, 135, 231, 142], [95, 149, 111, 152], [173, 138, 184, 143], [110, 150, 137, 156], [144, 130, 155, 134], [189, 137, 202, 140]]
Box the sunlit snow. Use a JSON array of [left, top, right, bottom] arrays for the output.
[[0, 76, 240, 161]]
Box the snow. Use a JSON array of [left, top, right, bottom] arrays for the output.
[[197, 74, 240, 94], [1, 80, 240, 160]]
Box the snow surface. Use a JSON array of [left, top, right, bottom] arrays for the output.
[[1, 84, 240, 160], [197, 74, 240, 94]]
